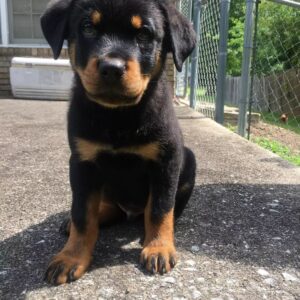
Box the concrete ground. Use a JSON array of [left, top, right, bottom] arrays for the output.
[[0, 99, 299, 300]]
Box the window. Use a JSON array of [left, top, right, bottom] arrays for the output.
[[8, 0, 48, 44]]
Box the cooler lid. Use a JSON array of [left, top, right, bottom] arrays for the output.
[[11, 57, 71, 68]]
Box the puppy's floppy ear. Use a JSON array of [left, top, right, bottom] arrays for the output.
[[159, 0, 196, 72], [40, 0, 73, 59]]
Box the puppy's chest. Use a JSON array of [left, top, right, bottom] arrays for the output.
[[74, 136, 161, 162], [74, 136, 156, 218]]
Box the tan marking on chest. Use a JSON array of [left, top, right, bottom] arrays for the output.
[[75, 138, 160, 162], [127, 143, 160, 160], [75, 138, 108, 161]]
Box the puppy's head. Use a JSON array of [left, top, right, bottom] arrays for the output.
[[41, 0, 196, 108]]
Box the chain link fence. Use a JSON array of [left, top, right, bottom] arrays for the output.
[[249, 1, 300, 135], [195, 0, 220, 119], [176, 0, 299, 141], [176, 0, 221, 119], [175, 0, 192, 98]]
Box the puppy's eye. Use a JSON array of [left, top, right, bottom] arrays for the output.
[[137, 26, 153, 42], [82, 22, 96, 38]]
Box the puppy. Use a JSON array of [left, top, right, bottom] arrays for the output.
[[41, 0, 196, 285]]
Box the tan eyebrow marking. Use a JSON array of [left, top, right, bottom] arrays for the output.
[[131, 15, 143, 29], [91, 10, 102, 25]]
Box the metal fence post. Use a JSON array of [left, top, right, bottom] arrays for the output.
[[247, 0, 260, 140], [183, 0, 194, 98], [190, 0, 202, 109], [215, 0, 231, 124], [237, 0, 256, 137]]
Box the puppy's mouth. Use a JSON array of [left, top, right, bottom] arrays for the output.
[[76, 57, 150, 108]]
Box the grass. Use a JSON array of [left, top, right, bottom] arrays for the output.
[[225, 123, 237, 132], [187, 88, 215, 102], [261, 112, 300, 135], [224, 122, 300, 166], [252, 137, 300, 166]]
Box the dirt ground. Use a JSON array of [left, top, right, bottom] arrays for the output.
[[250, 122, 300, 155]]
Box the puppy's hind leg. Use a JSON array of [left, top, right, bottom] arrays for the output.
[[59, 200, 125, 237], [174, 147, 196, 220], [59, 216, 71, 236]]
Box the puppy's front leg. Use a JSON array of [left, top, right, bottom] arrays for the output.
[[45, 158, 100, 285], [141, 150, 181, 274], [141, 201, 176, 274]]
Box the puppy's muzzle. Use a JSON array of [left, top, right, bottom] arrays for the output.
[[99, 58, 126, 85]]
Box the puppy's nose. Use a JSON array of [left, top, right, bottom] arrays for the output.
[[99, 59, 125, 83]]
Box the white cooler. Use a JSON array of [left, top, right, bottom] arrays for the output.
[[10, 57, 73, 100]]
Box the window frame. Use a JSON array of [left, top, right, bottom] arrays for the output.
[[0, 0, 48, 46], [0, 0, 9, 45]]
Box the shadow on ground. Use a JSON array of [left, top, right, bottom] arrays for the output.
[[1, 184, 299, 298], [176, 183, 300, 269]]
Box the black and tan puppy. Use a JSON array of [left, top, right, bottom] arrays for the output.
[[41, 0, 196, 285]]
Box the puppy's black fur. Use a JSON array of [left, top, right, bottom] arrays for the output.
[[41, 0, 196, 285]]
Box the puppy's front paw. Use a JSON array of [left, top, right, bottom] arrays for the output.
[[140, 241, 177, 274], [44, 252, 91, 285]]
